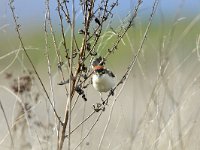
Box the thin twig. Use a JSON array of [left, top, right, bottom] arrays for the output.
[[9, 0, 62, 125], [44, 0, 60, 146], [45, 0, 69, 95], [0, 99, 14, 149], [65, 111, 96, 137], [102, 0, 159, 104], [114, 0, 161, 145], [78, 100, 87, 150], [98, 96, 116, 150], [57, 0, 80, 54], [68, 1, 76, 149], [104, 0, 143, 59], [73, 111, 103, 150], [58, 0, 76, 149], [56, 0, 71, 69], [34, 130, 44, 150], [98, 86, 124, 149]]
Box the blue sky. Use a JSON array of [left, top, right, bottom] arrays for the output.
[[0, 0, 200, 27]]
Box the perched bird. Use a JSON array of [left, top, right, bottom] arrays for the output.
[[91, 57, 115, 98]]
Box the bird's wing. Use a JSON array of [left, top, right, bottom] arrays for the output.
[[105, 69, 115, 77]]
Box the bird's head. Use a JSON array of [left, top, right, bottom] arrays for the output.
[[91, 57, 105, 68], [93, 65, 105, 75]]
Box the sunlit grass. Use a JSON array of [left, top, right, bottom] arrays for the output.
[[1, 5, 200, 149]]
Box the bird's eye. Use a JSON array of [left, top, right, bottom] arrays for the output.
[[95, 69, 104, 74]]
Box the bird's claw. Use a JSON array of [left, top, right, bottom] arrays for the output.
[[109, 89, 114, 96], [93, 103, 105, 112]]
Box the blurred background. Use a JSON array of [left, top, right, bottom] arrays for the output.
[[1, 0, 200, 149]]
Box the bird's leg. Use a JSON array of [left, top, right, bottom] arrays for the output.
[[99, 92, 103, 101], [109, 88, 114, 96]]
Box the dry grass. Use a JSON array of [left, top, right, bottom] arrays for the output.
[[1, 0, 200, 150]]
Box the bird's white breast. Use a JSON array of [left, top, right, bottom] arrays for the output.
[[92, 73, 115, 92]]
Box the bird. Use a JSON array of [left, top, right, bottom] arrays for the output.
[[91, 57, 115, 100]]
